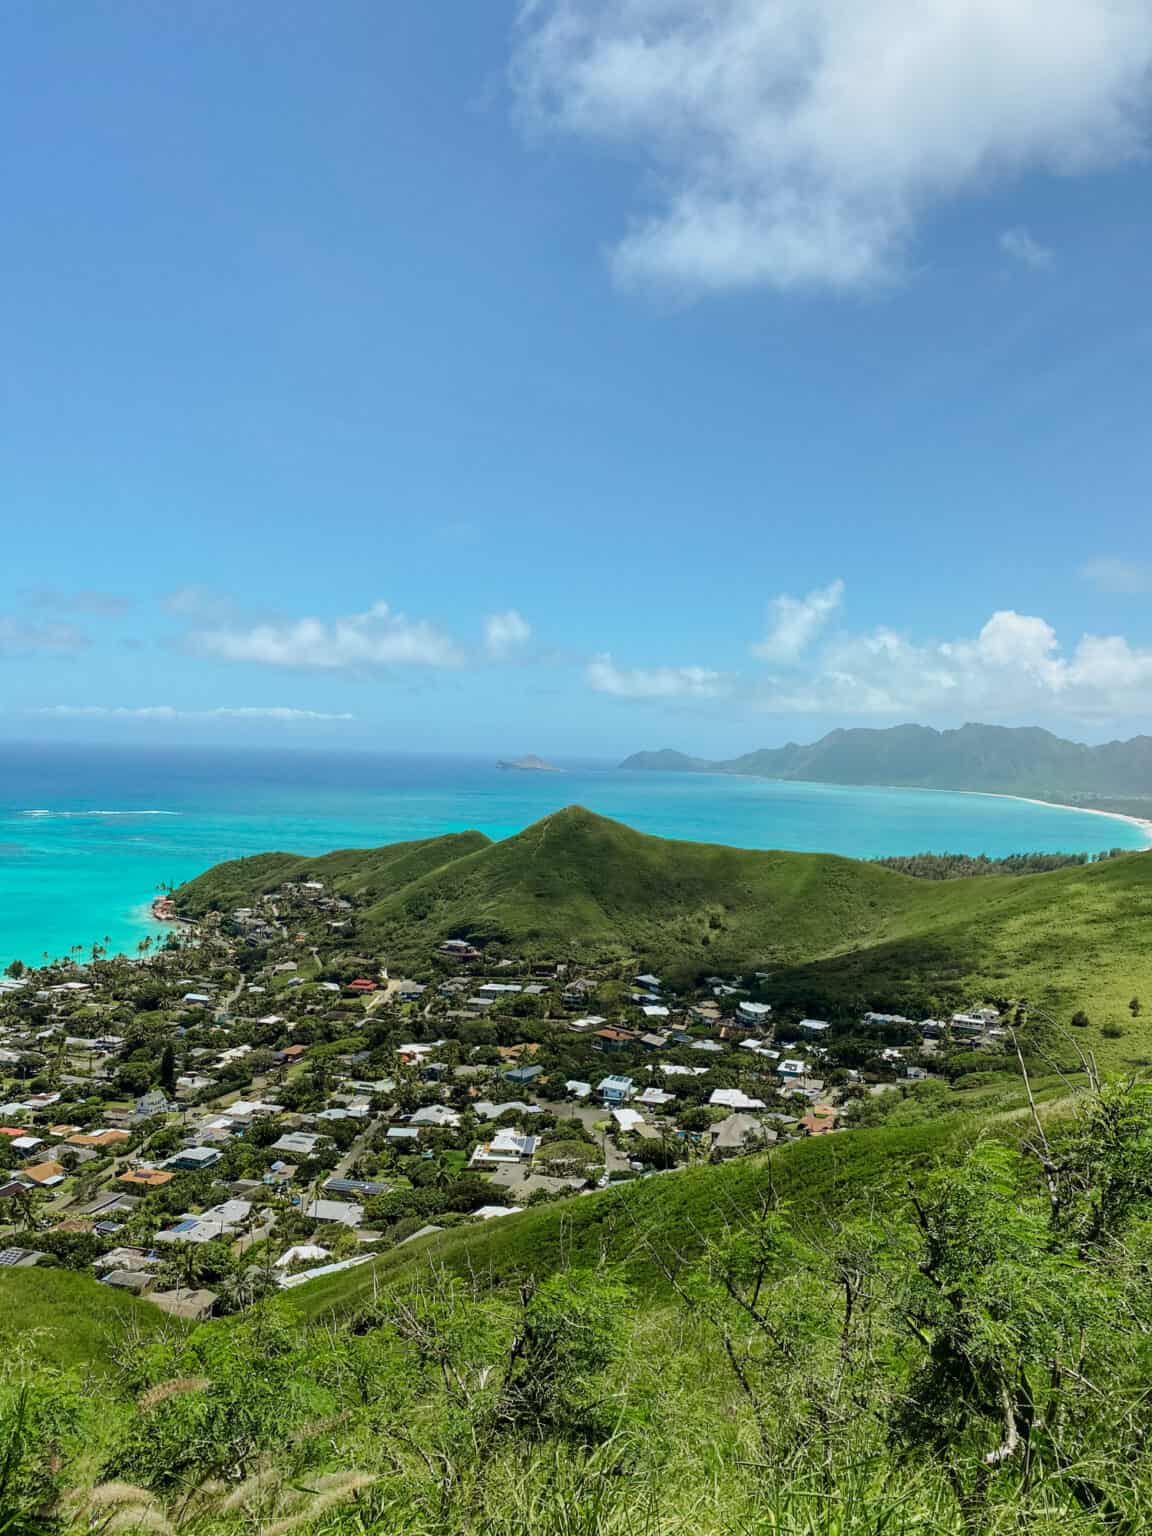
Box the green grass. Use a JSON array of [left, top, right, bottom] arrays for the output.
[[174, 829, 492, 919], [284, 1105, 1020, 1320], [176, 807, 1152, 1065], [0, 1268, 184, 1374]]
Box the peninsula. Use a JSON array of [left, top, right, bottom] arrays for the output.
[[621, 722, 1152, 814]]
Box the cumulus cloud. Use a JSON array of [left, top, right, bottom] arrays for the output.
[[999, 226, 1055, 270], [484, 609, 533, 658], [753, 579, 844, 662], [0, 617, 87, 655], [586, 652, 730, 698], [754, 607, 1152, 718], [1080, 557, 1152, 594], [513, 0, 1152, 292], [189, 601, 464, 671], [34, 706, 354, 722]]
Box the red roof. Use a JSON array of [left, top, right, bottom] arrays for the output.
[[347, 979, 377, 991], [0, 1128, 26, 1137]]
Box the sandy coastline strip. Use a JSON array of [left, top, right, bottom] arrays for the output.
[[962, 789, 1152, 848]]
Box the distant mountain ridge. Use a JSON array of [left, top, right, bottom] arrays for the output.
[[620, 724, 1152, 801]]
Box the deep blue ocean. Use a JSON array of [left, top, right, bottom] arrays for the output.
[[0, 742, 1146, 967]]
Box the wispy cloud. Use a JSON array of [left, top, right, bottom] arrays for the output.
[[1080, 557, 1152, 594], [0, 617, 87, 656], [484, 609, 533, 658], [753, 579, 843, 663], [513, 0, 1152, 293], [34, 706, 354, 722], [24, 589, 132, 615], [163, 586, 242, 623], [586, 653, 730, 698], [999, 226, 1055, 270], [189, 601, 464, 671]]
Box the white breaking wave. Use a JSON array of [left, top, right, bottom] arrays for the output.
[[19, 809, 180, 818]]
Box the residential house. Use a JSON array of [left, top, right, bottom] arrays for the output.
[[709, 1088, 767, 1112], [797, 1018, 831, 1036], [634, 1087, 675, 1109], [305, 1198, 363, 1228], [271, 1132, 321, 1158], [736, 1001, 773, 1027], [409, 1105, 461, 1128], [164, 1146, 221, 1172], [503, 1064, 543, 1087], [20, 1161, 66, 1187], [597, 1075, 634, 1106], [611, 1107, 646, 1134], [470, 1129, 538, 1168], [134, 1088, 171, 1120], [473, 1100, 541, 1121], [710, 1115, 777, 1158], [592, 1027, 638, 1054], [799, 1106, 838, 1136], [119, 1169, 174, 1190]]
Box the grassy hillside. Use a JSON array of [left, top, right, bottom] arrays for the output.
[[175, 808, 1152, 1059], [284, 1107, 1008, 1321], [173, 829, 492, 918], [352, 806, 930, 965], [0, 1267, 181, 1373]]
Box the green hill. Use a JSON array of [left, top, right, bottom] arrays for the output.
[[173, 828, 492, 918], [175, 808, 1152, 1052]]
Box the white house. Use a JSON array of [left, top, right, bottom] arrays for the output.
[[709, 1088, 767, 1111], [736, 1001, 773, 1026], [470, 1129, 538, 1167]]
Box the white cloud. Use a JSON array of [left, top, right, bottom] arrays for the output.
[[190, 601, 464, 670], [586, 652, 730, 698], [753, 606, 1152, 718], [34, 706, 355, 722], [0, 617, 87, 655], [753, 579, 843, 662], [513, 0, 1152, 292], [484, 609, 533, 658], [1080, 557, 1152, 594], [999, 226, 1055, 269]]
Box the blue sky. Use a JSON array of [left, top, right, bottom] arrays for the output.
[[3, 0, 1151, 758]]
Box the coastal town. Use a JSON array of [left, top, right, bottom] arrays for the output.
[[0, 874, 1011, 1318]]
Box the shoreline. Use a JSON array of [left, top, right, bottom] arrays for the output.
[[681, 768, 1152, 849], [960, 789, 1152, 848]]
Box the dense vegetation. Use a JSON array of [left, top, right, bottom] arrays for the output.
[[621, 721, 1152, 801], [175, 808, 1152, 1053], [871, 848, 1129, 879], [7, 1073, 1152, 1535]]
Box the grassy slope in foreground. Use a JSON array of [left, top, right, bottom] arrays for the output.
[[286, 1102, 1039, 1321], [175, 808, 1152, 1055], [0, 1268, 182, 1372]]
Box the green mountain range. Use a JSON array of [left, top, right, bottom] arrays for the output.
[[174, 806, 1152, 1033], [620, 722, 1152, 802]]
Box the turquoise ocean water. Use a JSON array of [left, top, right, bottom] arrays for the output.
[[0, 743, 1147, 968]]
